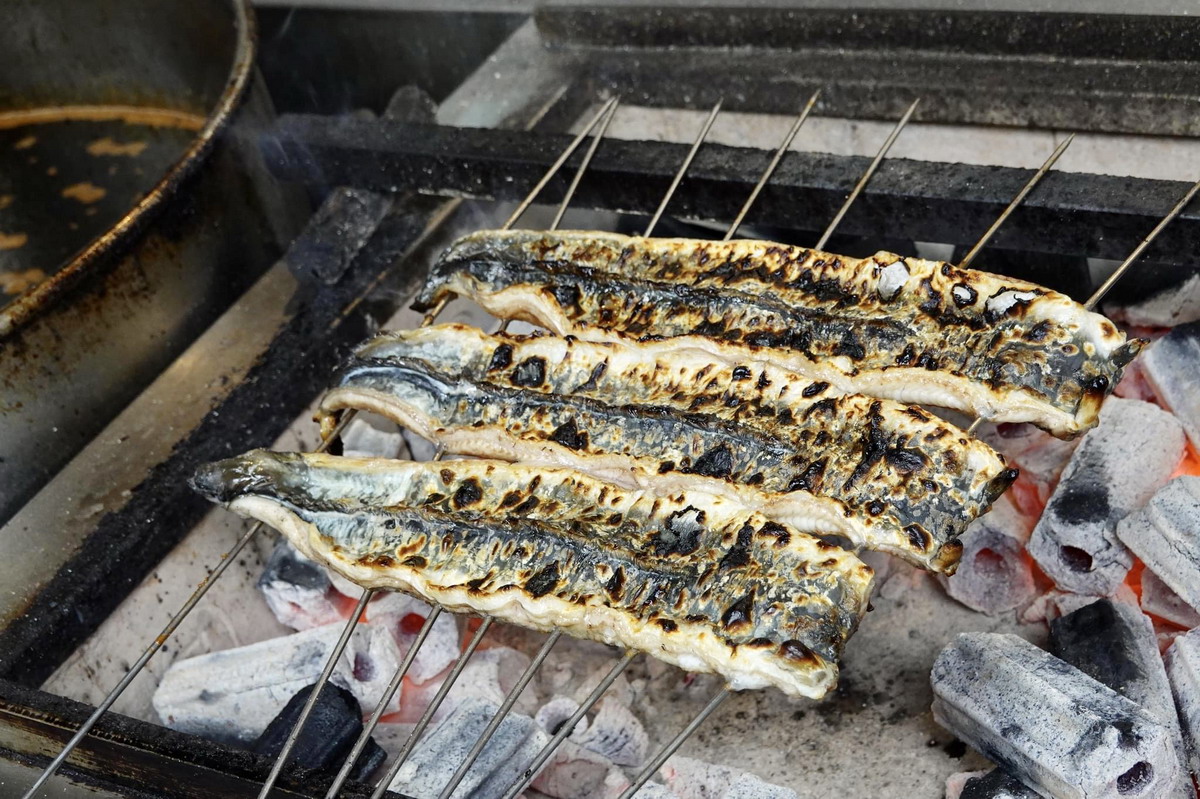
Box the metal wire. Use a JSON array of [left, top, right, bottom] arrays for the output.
[[498, 650, 639, 799], [502, 97, 619, 231], [616, 686, 732, 799], [1085, 175, 1200, 311], [257, 588, 376, 799], [958, 134, 1076, 269], [815, 98, 920, 250], [551, 99, 621, 231], [644, 101, 723, 237], [369, 618, 495, 799], [723, 91, 821, 241], [435, 631, 563, 799], [323, 607, 444, 799]]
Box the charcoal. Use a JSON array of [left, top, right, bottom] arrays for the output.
[[946, 497, 1036, 615], [1027, 397, 1185, 595], [1050, 600, 1191, 798], [153, 622, 402, 742], [388, 697, 549, 799], [1164, 630, 1200, 776], [529, 739, 615, 799], [365, 592, 460, 683], [283, 186, 392, 285], [958, 769, 1040, 799], [340, 413, 406, 459], [251, 682, 384, 781], [1114, 275, 1200, 328], [535, 695, 588, 739], [931, 632, 1178, 799], [572, 697, 648, 767], [258, 539, 344, 631], [1141, 570, 1200, 630], [661, 755, 738, 799], [1117, 477, 1200, 614], [1141, 322, 1200, 452], [722, 774, 798, 799]]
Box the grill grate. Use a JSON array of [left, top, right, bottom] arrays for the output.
[[21, 75, 1200, 798]]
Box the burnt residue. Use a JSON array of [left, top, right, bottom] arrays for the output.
[[452, 478, 483, 508], [683, 444, 735, 479], [511, 356, 547, 386], [548, 418, 589, 450], [524, 562, 561, 597], [487, 343, 513, 371]]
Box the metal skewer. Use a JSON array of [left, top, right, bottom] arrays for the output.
[[498, 650, 639, 799], [551, 98, 621, 231], [257, 588, 376, 799], [322, 607, 444, 799], [815, 98, 920, 250], [644, 100, 723, 237], [435, 631, 564, 799], [616, 686, 733, 799], [958, 134, 1076, 270], [368, 618, 495, 799], [1084, 175, 1200, 311], [723, 91, 821, 241]]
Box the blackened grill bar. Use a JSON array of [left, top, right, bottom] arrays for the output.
[[265, 115, 1200, 275]]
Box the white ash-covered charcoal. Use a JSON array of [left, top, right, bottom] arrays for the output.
[[1164, 630, 1200, 776], [945, 770, 988, 799], [1019, 584, 1139, 627], [388, 696, 548, 799], [530, 738, 619, 799], [365, 592, 460, 682], [980, 423, 1079, 511], [401, 646, 535, 726], [1117, 477, 1200, 614], [954, 769, 1040, 798], [536, 695, 588, 739], [1110, 277, 1200, 329], [1141, 570, 1200, 630], [721, 774, 798, 799], [258, 539, 345, 631], [1027, 397, 1185, 596], [660, 755, 739, 799], [339, 412, 407, 458], [931, 632, 1178, 799], [152, 622, 402, 743], [946, 497, 1035, 615], [251, 682, 384, 783], [571, 697, 648, 767], [1141, 322, 1200, 452], [1050, 600, 1192, 798]]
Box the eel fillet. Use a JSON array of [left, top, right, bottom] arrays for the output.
[[191, 450, 874, 698], [414, 230, 1142, 438], [323, 323, 1016, 573]]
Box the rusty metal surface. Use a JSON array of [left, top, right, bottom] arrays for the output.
[[0, 0, 305, 524]]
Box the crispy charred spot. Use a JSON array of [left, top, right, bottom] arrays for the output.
[[1025, 320, 1052, 342], [1084, 375, 1110, 394], [747, 637, 773, 648], [903, 406, 931, 422], [845, 402, 889, 491], [684, 445, 734, 479], [525, 563, 560, 598], [604, 567, 626, 597], [467, 576, 488, 592], [500, 491, 523, 508], [780, 640, 820, 665], [511, 357, 547, 387], [756, 372, 771, 389], [895, 344, 916, 366], [608, 512, 623, 525], [514, 496, 540, 514], [905, 524, 930, 551], [760, 521, 790, 547], [658, 460, 676, 474], [487, 344, 513, 371], [866, 499, 886, 515], [834, 329, 865, 360], [745, 472, 765, 486], [721, 591, 755, 629], [550, 284, 581, 308], [360, 553, 395, 568], [718, 524, 754, 570], [777, 408, 795, 425], [885, 447, 927, 473], [731, 365, 752, 381], [802, 381, 829, 398], [402, 555, 426, 567], [654, 507, 705, 556], [786, 459, 827, 493], [915, 351, 938, 370], [987, 467, 1021, 502], [439, 469, 454, 484], [452, 478, 483, 507], [692, 318, 727, 337], [657, 619, 679, 632], [549, 418, 589, 451], [951, 282, 978, 308], [575, 361, 607, 392], [803, 397, 838, 418]]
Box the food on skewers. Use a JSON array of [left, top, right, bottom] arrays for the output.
[[317, 343, 1015, 573], [414, 230, 1142, 438], [191, 451, 874, 699]]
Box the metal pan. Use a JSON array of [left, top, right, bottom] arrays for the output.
[[0, 0, 303, 523]]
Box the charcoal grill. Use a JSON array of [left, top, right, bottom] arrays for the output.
[[3, 4, 1200, 798]]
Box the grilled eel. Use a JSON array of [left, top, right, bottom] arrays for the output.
[[317, 331, 1016, 573], [192, 451, 874, 698], [413, 230, 1143, 438]]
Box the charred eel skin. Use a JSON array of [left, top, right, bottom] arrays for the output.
[[321, 325, 1015, 574], [414, 230, 1142, 438], [192, 451, 874, 699]]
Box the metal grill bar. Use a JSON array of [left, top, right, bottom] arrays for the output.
[[368, 618, 496, 799], [815, 98, 919, 250]]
